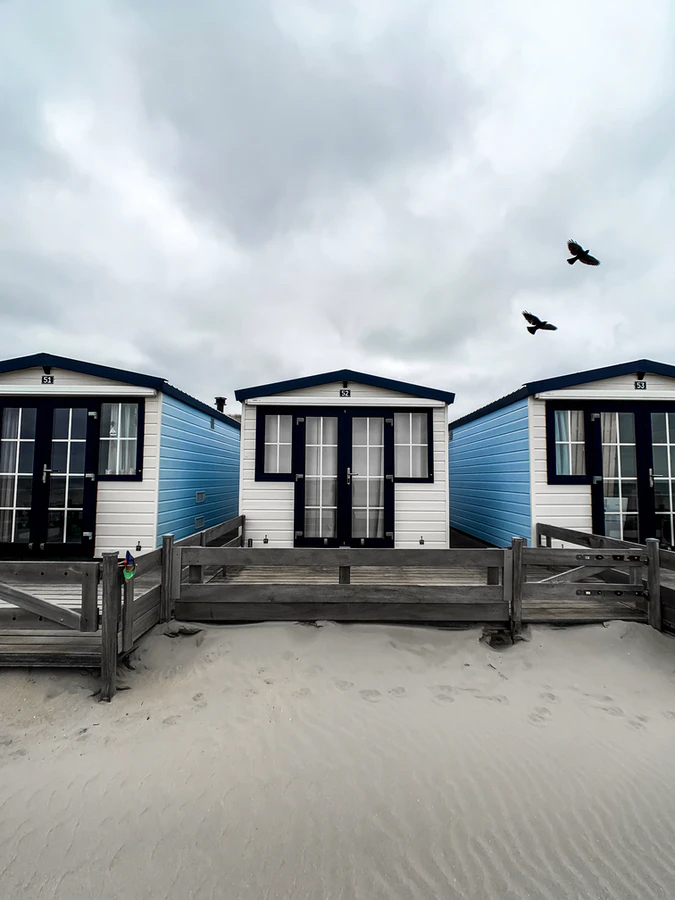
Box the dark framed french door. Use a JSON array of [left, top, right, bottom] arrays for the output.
[[293, 408, 395, 547], [587, 402, 675, 549], [0, 400, 98, 559]]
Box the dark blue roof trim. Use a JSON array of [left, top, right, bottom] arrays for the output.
[[235, 368, 455, 404], [449, 359, 675, 430], [0, 353, 241, 430]]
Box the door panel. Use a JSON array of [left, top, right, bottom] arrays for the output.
[[0, 406, 37, 551], [650, 411, 675, 549], [349, 415, 390, 544], [303, 415, 339, 542], [599, 411, 639, 542]]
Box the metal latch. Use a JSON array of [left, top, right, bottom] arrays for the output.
[[295, 473, 303, 480], [295, 531, 303, 538], [88, 411, 98, 419], [83, 532, 93, 540], [592, 475, 602, 484], [385, 531, 394, 538], [386, 474, 394, 481], [296, 417, 304, 424], [85, 473, 96, 481]]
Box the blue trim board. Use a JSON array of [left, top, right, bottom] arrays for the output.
[[157, 394, 240, 544], [0, 353, 241, 430], [235, 368, 455, 404], [449, 359, 674, 429], [449, 398, 531, 547]]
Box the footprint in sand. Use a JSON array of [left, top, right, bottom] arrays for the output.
[[292, 687, 311, 698], [663, 710, 675, 720], [388, 686, 407, 698], [334, 680, 354, 691], [192, 693, 204, 702], [162, 715, 180, 726], [600, 706, 625, 717], [10, 748, 27, 758], [627, 715, 648, 730], [430, 685, 455, 704], [477, 694, 509, 704], [528, 707, 552, 727], [304, 665, 324, 676], [540, 692, 559, 703], [359, 689, 382, 703]]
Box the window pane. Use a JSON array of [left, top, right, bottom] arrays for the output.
[[51, 442, 67, 474], [305, 477, 320, 506], [395, 445, 410, 478], [353, 419, 367, 444], [321, 509, 336, 538], [0, 510, 11, 542], [653, 446, 669, 477], [52, 409, 69, 440], [603, 482, 621, 513], [411, 413, 427, 444], [99, 441, 117, 476], [18, 442, 34, 474], [14, 510, 30, 543], [556, 443, 570, 476], [602, 445, 618, 479], [71, 408, 88, 441], [601, 413, 618, 444], [264, 443, 277, 473], [570, 444, 585, 476], [352, 447, 367, 475], [322, 417, 337, 444], [278, 415, 292, 444], [69, 442, 86, 475], [305, 417, 320, 444], [654, 482, 671, 512], [652, 413, 667, 444], [352, 478, 367, 507], [0, 476, 14, 506], [368, 509, 384, 539], [322, 446, 337, 476], [620, 446, 636, 478], [369, 479, 383, 507], [101, 404, 114, 438], [554, 410, 569, 443], [669, 413, 675, 437], [1, 409, 19, 440], [118, 439, 138, 475], [277, 443, 291, 474], [49, 477, 66, 509], [322, 478, 337, 507], [394, 414, 410, 444], [657, 516, 673, 547], [352, 508, 367, 538], [569, 411, 584, 442], [68, 477, 85, 509], [368, 447, 383, 476], [66, 510, 83, 543], [20, 409, 36, 440], [623, 481, 639, 512], [623, 515, 639, 543], [368, 418, 384, 444], [604, 515, 622, 540], [411, 445, 429, 478], [119, 404, 138, 439], [0, 443, 16, 474], [305, 446, 320, 476], [265, 415, 279, 443], [47, 509, 64, 542], [670, 447, 675, 475], [618, 413, 635, 443], [304, 507, 319, 537]]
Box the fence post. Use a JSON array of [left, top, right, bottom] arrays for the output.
[[80, 562, 99, 632], [503, 547, 513, 632], [122, 577, 134, 653], [189, 531, 206, 584], [160, 534, 175, 623], [511, 538, 525, 636], [646, 538, 662, 631], [101, 552, 120, 702]]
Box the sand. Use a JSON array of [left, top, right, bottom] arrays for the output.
[[1, 620, 675, 899]]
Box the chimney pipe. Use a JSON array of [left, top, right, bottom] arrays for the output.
[[215, 397, 226, 413]]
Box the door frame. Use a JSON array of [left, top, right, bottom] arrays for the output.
[[0, 398, 100, 560]]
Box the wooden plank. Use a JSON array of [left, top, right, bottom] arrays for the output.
[[160, 534, 174, 623], [180, 547, 505, 568], [523, 583, 645, 601], [511, 538, 525, 634], [0, 653, 101, 667], [133, 547, 163, 578], [133, 584, 161, 619], [202, 515, 245, 544], [537, 566, 614, 584], [181, 582, 503, 604], [647, 538, 662, 631], [170, 546, 182, 602], [0, 609, 72, 630], [523, 548, 645, 566], [0, 562, 95, 584], [122, 577, 134, 653], [189, 531, 206, 585], [100, 553, 120, 702], [535, 523, 675, 571], [0, 583, 81, 630], [503, 549, 513, 626], [132, 607, 161, 642], [79, 563, 99, 632], [175, 601, 508, 623]]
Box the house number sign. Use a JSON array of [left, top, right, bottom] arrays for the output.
[[634, 381, 647, 390], [41, 375, 54, 384], [340, 388, 351, 397]]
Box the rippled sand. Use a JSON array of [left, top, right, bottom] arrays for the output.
[[1, 620, 675, 899]]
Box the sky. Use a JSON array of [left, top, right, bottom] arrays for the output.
[[1, 0, 673, 419]]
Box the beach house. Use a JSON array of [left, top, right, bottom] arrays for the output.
[[235, 369, 455, 548], [448, 359, 675, 549], [0, 353, 240, 559]]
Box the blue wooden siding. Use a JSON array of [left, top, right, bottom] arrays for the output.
[[449, 398, 531, 547], [157, 395, 240, 544]]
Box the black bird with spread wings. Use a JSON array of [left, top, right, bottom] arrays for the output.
[[567, 240, 600, 266], [522, 311, 557, 335]]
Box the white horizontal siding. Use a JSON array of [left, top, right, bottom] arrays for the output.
[[0, 366, 155, 395], [95, 394, 161, 556]]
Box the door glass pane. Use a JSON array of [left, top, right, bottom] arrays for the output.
[[66, 510, 83, 543], [71, 408, 88, 440], [653, 445, 669, 477], [352, 418, 385, 540], [651, 411, 675, 549], [652, 413, 667, 443], [51, 442, 68, 473], [0, 407, 37, 543], [49, 477, 67, 508], [654, 482, 671, 512], [53, 408, 69, 440], [601, 412, 638, 542], [304, 417, 338, 539], [47, 510, 65, 542]]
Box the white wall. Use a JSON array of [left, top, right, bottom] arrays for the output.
[[240, 381, 449, 548], [0, 366, 161, 557], [530, 371, 675, 547]]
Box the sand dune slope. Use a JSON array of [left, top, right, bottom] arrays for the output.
[[1, 621, 675, 899]]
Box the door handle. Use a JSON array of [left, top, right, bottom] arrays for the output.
[[42, 464, 52, 483], [346, 467, 359, 485]]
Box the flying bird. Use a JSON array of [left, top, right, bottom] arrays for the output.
[[522, 311, 557, 335], [567, 240, 600, 266]]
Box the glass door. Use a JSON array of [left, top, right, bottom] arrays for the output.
[[302, 415, 339, 545], [599, 411, 639, 542], [0, 402, 98, 559], [348, 415, 393, 546], [649, 411, 675, 550]]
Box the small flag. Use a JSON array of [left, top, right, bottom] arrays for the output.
[[123, 550, 136, 580]]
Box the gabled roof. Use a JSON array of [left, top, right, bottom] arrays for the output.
[[235, 368, 455, 404], [449, 359, 675, 429], [0, 353, 240, 430]]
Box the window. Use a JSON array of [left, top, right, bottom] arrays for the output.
[[99, 403, 141, 477], [394, 412, 431, 480], [553, 410, 586, 476], [263, 414, 292, 474]]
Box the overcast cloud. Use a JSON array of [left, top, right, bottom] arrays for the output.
[[1, 0, 673, 418]]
